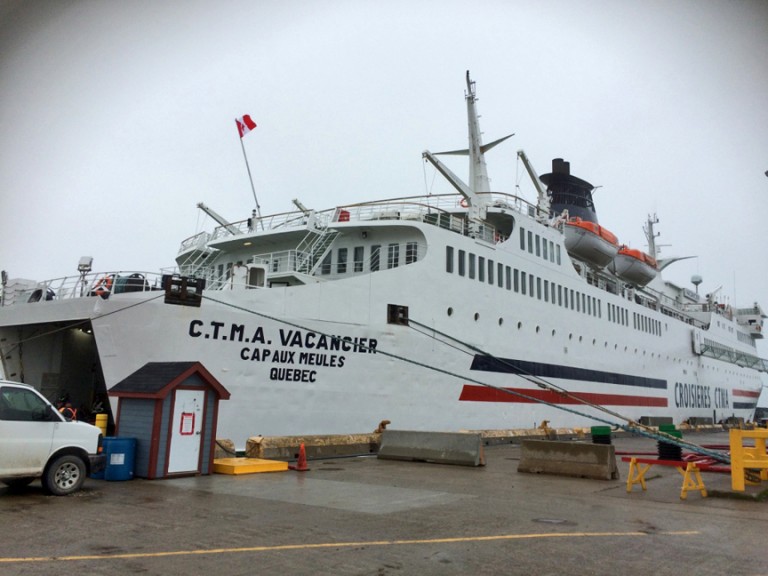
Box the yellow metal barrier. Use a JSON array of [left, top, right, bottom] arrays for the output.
[[729, 428, 768, 491], [625, 458, 708, 500]]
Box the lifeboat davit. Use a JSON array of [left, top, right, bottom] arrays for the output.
[[611, 246, 658, 287], [563, 218, 619, 268]]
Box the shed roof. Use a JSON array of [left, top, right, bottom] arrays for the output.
[[109, 361, 230, 400]]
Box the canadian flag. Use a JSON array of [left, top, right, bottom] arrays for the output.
[[236, 115, 257, 138]]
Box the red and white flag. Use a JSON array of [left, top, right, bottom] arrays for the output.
[[236, 115, 257, 138]]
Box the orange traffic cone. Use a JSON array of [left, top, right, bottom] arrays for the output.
[[289, 443, 310, 471]]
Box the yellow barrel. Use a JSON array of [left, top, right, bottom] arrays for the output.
[[95, 413, 108, 436]]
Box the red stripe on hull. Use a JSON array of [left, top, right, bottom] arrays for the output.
[[459, 385, 668, 407], [733, 389, 760, 398]]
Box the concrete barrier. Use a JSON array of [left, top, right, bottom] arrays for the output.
[[245, 434, 380, 460], [377, 430, 485, 467], [518, 440, 619, 480]]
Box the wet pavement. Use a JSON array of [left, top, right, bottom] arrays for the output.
[[1, 431, 766, 575]]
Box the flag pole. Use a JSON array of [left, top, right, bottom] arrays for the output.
[[237, 119, 263, 230]]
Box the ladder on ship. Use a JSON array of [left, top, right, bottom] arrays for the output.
[[178, 246, 217, 278], [295, 226, 338, 275]]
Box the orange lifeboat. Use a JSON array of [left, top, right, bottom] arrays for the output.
[[610, 245, 658, 286], [563, 217, 619, 268]]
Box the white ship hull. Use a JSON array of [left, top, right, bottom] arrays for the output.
[[1, 73, 764, 446]]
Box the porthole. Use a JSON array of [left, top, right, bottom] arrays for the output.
[[536, 326, 540, 333], [518, 321, 523, 330], [474, 312, 480, 321], [498, 317, 504, 326], [568, 333, 573, 340], [551, 329, 556, 337], [578, 336, 583, 343]]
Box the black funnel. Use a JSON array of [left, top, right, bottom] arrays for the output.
[[540, 158, 598, 223]]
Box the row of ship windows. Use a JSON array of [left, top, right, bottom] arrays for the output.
[[519, 226, 561, 265], [446, 245, 603, 318], [445, 246, 663, 336], [445, 309, 690, 359], [320, 242, 418, 275]]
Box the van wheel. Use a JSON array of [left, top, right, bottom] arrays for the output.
[[42, 455, 86, 496]]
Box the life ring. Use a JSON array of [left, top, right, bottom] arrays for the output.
[[91, 275, 113, 297], [460, 198, 469, 208]]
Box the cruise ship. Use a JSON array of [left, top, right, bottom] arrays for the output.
[[1, 72, 765, 446]]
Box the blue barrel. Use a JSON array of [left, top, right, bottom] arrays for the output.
[[103, 437, 137, 481]]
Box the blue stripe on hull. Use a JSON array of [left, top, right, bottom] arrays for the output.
[[470, 355, 667, 390]]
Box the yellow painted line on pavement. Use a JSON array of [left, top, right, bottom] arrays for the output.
[[0, 530, 700, 564]]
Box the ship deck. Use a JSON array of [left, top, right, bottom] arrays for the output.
[[1, 430, 766, 575]]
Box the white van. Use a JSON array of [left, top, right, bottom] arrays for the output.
[[0, 380, 105, 495]]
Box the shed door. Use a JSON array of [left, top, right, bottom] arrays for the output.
[[167, 389, 204, 474]]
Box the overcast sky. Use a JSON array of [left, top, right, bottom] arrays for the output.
[[1, 2, 767, 338]]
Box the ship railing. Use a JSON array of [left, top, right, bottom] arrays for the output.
[[249, 250, 312, 275], [736, 305, 766, 318], [335, 192, 533, 220], [198, 192, 530, 247], [3, 272, 166, 305], [177, 231, 211, 255], [207, 210, 336, 242], [635, 285, 702, 327]]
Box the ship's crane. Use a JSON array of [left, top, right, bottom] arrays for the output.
[[517, 149, 551, 223], [196, 202, 241, 236]]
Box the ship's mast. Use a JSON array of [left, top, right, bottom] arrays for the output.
[[465, 71, 491, 194], [421, 71, 513, 224], [645, 213, 659, 258]]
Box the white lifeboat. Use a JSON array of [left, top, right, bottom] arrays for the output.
[[611, 246, 658, 286], [563, 218, 619, 269]]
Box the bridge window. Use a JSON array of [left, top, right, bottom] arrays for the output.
[[371, 245, 381, 272], [406, 241, 418, 265], [321, 253, 332, 275], [354, 246, 364, 272], [337, 248, 347, 274], [446, 246, 454, 273], [387, 243, 400, 269]]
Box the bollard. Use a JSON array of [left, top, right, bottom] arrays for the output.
[[95, 413, 108, 436]]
